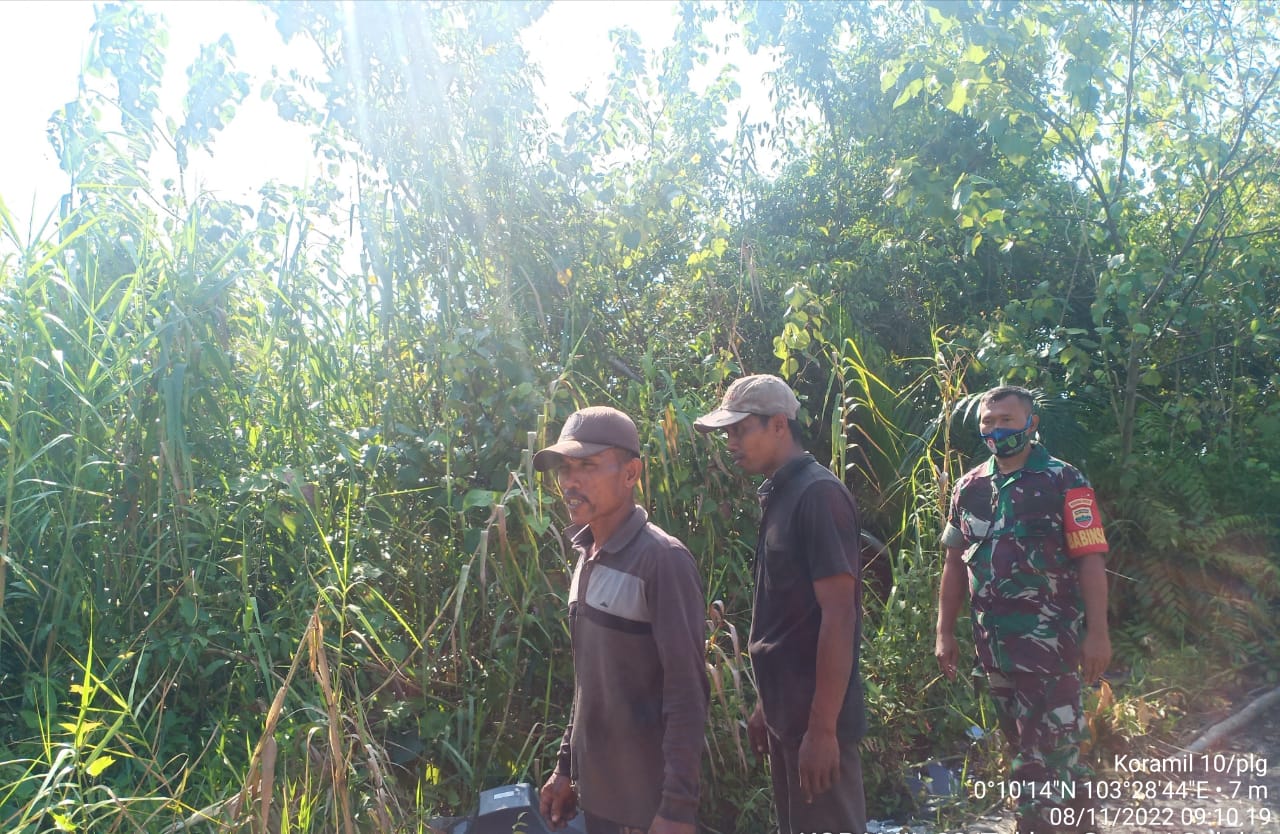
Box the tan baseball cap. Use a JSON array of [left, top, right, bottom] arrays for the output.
[[532, 406, 641, 471], [694, 374, 800, 432]]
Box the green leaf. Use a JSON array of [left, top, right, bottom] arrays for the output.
[[87, 755, 117, 777], [462, 489, 499, 511], [961, 43, 989, 64], [880, 60, 905, 93], [994, 130, 1034, 165], [893, 77, 925, 109]]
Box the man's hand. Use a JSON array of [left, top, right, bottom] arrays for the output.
[[797, 727, 840, 803], [647, 816, 695, 834], [1081, 627, 1111, 684], [935, 631, 959, 681], [747, 701, 769, 764], [539, 772, 578, 830]]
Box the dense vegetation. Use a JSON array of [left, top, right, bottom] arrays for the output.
[[1, 1, 1277, 831]]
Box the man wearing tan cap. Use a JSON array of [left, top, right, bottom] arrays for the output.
[[534, 406, 709, 834], [695, 375, 866, 834]]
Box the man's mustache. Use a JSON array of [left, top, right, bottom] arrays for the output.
[[561, 491, 588, 503]]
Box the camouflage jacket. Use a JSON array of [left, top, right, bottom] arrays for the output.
[[941, 443, 1103, 674]]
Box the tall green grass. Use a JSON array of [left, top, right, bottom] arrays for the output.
[[0, 165, 971, 830]]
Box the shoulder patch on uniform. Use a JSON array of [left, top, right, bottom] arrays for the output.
[[1069, 495, 1094, 527], [1063, 487, 1108, 556]]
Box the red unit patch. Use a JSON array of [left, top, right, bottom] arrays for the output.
[[1062, 486, 1108, 557]]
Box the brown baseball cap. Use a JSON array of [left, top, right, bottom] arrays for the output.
[[694, 374, 800, 433], [532, 406, 641, 471]]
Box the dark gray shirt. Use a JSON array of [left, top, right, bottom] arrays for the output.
[[750, 454, 865, 742], [556, 506, 709, 826]]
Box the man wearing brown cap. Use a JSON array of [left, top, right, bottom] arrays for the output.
[[695, 375, 866, 834], [534, 406, 709, 834]]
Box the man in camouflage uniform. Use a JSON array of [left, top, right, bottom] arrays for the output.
[[935, 386, 1111, 834]]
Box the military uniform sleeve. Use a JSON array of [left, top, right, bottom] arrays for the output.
[[1059, 463, 1109, 557], [940, 475, 969, 549], [648, 544, 709, 823]]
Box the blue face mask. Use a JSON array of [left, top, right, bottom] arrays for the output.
[[981, 416, 1034, 457]]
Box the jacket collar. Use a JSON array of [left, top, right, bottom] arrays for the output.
[[568, 505, 648, 555]]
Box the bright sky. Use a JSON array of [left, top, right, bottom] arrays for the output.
[[1, 1, 762, 241], [3, 1, 305, 236]]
